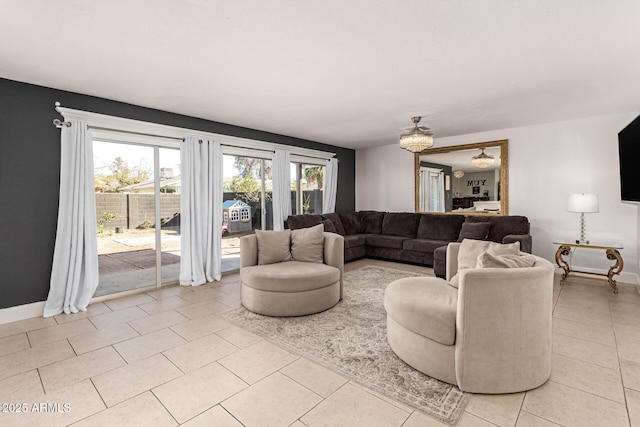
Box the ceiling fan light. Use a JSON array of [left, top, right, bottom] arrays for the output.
[[400, 131, 433, 152], [399, 117, 434, 152], [471, 148, 495, 168]]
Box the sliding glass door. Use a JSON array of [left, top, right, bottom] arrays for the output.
[[158, 148, 181, 285], [222, 154, 272, 272], [93, 140, 180, 297]]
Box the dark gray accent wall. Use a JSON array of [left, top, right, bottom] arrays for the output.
[[0, 78, 355, 310]]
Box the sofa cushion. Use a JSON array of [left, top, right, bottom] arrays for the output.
[[382, 212, 421, 238], [344, 234, 366, 249], [457, 239, 520, 270], [416, 214, 465, 241], [255, 229, 292, 265], [322, 213, 346, 236], [365, 234, 407, 249], [241, 261, 340, 292], [286, 214, 322, 230], [291, 224, 324, 263], [465, 216, 530, 243], [477, 252, 536, 269], [402, 239, 451, 253], [338, 211, 362, 235], [457, 222, 491, 242], [322, 218, 338, 234], [384, 276, 458, 345], [359, 210, 385, 234]]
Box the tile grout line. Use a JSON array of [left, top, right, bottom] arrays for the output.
[[545, 379, 628, 407], [512, 391, 528, 427], [519, 409, 565, 426], [292, 381, 353, 427], [611, 301, 635, 427], [148, 388, 182, 426]]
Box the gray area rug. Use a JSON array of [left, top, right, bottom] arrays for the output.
[[222, 266, 469, 425]]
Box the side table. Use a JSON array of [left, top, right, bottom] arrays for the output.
[[553, 241, 624, 293]]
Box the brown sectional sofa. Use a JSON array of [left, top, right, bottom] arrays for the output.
[[286, 211, 532, 278]]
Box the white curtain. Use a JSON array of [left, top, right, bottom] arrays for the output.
[[322, 157, 338, 213], [44, 119, 98, 317], [272, 149, 291, 231], [419, 169, 430, 212], [179, 137, 222, 286], [437, 171, 446, 212]]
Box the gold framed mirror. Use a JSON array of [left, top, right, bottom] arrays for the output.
[[414, 139, 508, 215]]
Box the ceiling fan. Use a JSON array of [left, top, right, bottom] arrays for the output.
[[399, 116, 434, 152]]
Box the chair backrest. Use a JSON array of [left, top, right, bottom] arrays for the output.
[[453, 254, 554, 393]]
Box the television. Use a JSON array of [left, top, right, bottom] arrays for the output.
[[619, 115, 640, 203]]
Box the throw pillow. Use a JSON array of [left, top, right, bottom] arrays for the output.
[[291, 224, 325, 263], [457, 239, 520, 271], [255, 229, 292, 265], [457, 222, 492, 242], [476, 252, 536, 269]]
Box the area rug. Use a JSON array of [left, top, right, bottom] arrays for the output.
[[222, 266, 469, 425]]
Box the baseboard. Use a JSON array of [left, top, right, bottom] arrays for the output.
[[0, 301, 45, 325]]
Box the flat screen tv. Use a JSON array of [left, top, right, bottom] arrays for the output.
[[619, 115, 640, 203]]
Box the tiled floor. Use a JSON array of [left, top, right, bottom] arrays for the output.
[[1, 258, 639, 426]]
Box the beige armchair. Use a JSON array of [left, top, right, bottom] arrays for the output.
[[240, 231, 344, 317], [384, 242, 554, 393]]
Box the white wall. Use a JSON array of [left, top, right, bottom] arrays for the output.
[[356, 112, 640, 283], [356, 144, 416, 212]]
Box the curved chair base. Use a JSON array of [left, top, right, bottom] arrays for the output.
[[386, 315, 457, 386], [241, 281, 340, 317]]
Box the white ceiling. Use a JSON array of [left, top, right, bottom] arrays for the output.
[[2, 1, 639, 150]]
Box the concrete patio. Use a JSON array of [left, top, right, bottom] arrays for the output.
[[96, 230, 241, 297]]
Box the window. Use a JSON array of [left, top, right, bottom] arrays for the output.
[[223, 154, 272, 231], [230, 210, 239, 221], [419, 167, 445, 212], [292, 163, 325, 215]]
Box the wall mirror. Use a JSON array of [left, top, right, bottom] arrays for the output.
[[414, 139, 508, 215]]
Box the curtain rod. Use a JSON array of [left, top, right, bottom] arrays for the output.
[[53, 109, 337, 160], [53, 119, 184, 142], [53, 115, 336, 161]]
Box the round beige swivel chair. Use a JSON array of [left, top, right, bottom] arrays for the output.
[[384, 241, 555, 394], [240, 231, 344, 317]]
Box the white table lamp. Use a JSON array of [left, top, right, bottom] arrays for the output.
[[567, 193, 599, 244]]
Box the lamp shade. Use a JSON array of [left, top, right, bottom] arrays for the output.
[[567, 193, 599, 213]]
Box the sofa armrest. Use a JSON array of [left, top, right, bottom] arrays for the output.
[[502, 234, 532, 253], [240, 234, 259, 268], [454, 264, 554, 392], [446, 242, 461, 281], [323, 232, 345, 299]]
